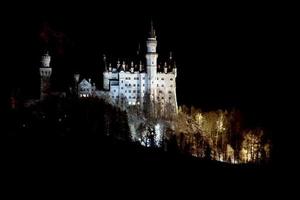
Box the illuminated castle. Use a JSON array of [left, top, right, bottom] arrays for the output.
[[101, 22, 178, 114], [39, 22, 178, 114]]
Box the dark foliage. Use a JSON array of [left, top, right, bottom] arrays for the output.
[[3, 96, 130, 139]]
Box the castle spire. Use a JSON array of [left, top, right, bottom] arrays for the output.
[[169, 51, 173, 60], [149, 20, 156, 39], [103, 54, 107, 71], [137, 43, 141, 56]]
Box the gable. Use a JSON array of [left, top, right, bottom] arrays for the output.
[[79, 79, 91, 88]]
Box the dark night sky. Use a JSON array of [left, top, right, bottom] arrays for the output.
[[2, 1, 282, 130]]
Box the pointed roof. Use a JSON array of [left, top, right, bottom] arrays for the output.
[[103, 54, 107, 71], [136, 43, 141, 56], [79, 78, 92, 87], [149, 20, 156, 38]]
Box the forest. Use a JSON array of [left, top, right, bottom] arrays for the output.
[[125, 96, 272, 164], [4, 95, 272, 164]]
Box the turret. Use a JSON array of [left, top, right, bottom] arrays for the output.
[[122, 61, 126, 71], [173, 61, 177, 77], [139, 61, 143, 72], [74, 73, 80, 83], [74, 73, 80, 96], [146, 20, 158, 93], [103, 54, 110, 90], [103, 54, 107, 71], [117, 59, 121, 69], [164, 62, 168, 74], [108, 63, 112, 72], [41, 51, 51, 68], [130, 61, 134, 73], [39, 51, 52, 100], [169, 51, 173, 61]]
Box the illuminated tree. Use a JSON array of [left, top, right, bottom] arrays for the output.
[[172, 105, 271, 164], [240, 129, 264, 163]]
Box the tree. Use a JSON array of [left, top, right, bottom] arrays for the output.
[[240, 129, 264, 163]]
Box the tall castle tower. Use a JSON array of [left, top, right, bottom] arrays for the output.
[[39, 51, 52, 100], [146, 21, 158, 99], [101, 20, 178, 116]]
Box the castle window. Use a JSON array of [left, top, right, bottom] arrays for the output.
[[161, 78, 164, 80], [143, 77, 145, 80], [161, 84, 164, 87], [125, 84, 127, 86], [133, 84, 136, 87], [157, 84, 159, 87], [170, 85, 173, 87], [137, 84, 140, 87], [137, 77, 139, 80], [121, 80, 123, 83], [125, 90, 127, 93], [121, 87, 123, 89], [159, 90, 162, 93], [157, 78, 159, 80], [162, 97, 164, 99], [137, 90, 140, 93], [169, 97, 172, 100], [133, 90, 136, 93], [170, 78, 173, 81], [114, 90, 116, 92], [143, 84, 145, 87], [129, 84, 131, 86], [129, 90, 131, 93], [168, 91, 172, 94]]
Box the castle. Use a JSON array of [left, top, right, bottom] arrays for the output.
[[39, 22, 178, 115]]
